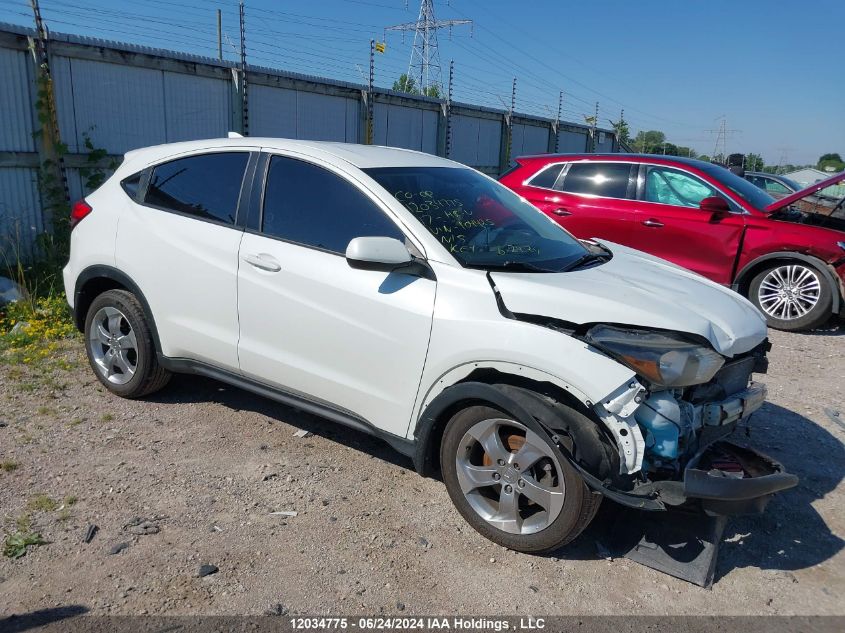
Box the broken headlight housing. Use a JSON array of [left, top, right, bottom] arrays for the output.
[[585, 325, 725, 388]]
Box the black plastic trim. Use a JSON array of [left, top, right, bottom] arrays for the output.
[[72, 266, 162, 354], [682, 441, 798, 508], [734, 251, 841, 314], [157, 356, 416, 458], [413, 381, 666, 510]]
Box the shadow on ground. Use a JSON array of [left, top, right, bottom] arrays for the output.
[[0, 606, 88, 633], [149, 374, 844, 584], [148, 373, 415, 471]]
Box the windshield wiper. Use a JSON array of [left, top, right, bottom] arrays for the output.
[[562, 251, 610, 272]]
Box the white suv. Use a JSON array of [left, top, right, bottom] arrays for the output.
[[64, 138, 797, 553]]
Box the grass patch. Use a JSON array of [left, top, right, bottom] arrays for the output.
[[28, 493, 58, 512], [100, 413, 114, 422], [57, 509, 71, 522], [1, 460, 18, 472], [3, 531, 47, 559], [63, 495, 77, 507], [1, 295, 77, 354], [68, 417, 84, 427]]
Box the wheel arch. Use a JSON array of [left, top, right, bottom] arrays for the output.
[[412, 370, 618, 482], [73, 265, 162, 355], [734, 251, 841, 315]]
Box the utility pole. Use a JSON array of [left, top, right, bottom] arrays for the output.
[[217, 9, 222, 61], [239, 0, 248, 135], [445, 59, 454, 157], [366, 38, 375, 144], [385, 0, 471, 96], [553, 90, 563, 153], [28, 0, 69, 217], [590, 101, 598, 152]]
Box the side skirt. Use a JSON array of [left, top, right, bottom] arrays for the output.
[[157, 356, 416, 459]]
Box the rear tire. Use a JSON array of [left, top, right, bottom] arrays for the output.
[[748, 262, 832, 331], [84, 289, 171, 398], [440, 405, 600, 554]]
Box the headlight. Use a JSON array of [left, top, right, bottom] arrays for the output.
[[585, 325, 724, 388]]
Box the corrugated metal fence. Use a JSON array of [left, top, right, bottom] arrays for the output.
[[0, 23, 616, 260]]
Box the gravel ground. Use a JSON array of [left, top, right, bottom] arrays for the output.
[[0, 324, 843, 617]]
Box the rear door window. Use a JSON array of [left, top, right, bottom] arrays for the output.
[[557, 162, 633, 199], [144, 152, 249, 225]]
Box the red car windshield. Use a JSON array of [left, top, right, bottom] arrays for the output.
[[364, 166, 590, 272], [699, 163, 776, 210]]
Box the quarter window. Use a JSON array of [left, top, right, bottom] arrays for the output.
[[528, 163, 564, 189], [144, 152, 249, 224], [643, 166, 720, 208], [262, 156, 405, 254], [557, 162, 633, 199]]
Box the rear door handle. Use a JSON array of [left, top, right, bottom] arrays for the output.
[[243, 253, 281, 272], [642, 218, 664, 228], [552, 208, 572, 217]]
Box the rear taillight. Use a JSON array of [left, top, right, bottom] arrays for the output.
[[70, 199, 92, 230]]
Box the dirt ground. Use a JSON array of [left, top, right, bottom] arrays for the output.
[[1, 324, 843, 617]]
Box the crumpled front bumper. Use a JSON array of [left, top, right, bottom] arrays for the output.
[[682, 440, 799, 516]]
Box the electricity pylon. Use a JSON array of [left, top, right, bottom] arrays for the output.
[[385, 0, 471, 95]]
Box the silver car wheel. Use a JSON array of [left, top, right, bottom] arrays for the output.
[[757, 264, 821, 321], [87, 306, 138, 385], [455, 418, 565, 535]]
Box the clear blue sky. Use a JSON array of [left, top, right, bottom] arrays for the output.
[[1, 0, 842, 165]]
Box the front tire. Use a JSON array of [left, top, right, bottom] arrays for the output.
[[748, 262, 832, 331], [440, 405, 600, 554], [84, 289, 171, 398]]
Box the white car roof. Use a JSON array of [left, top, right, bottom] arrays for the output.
[[122, 137, 463, 170]]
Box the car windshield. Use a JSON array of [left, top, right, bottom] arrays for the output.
[[364, 166, 589, 271], [699, 163, 775, 209]]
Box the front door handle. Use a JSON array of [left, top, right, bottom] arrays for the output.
[[243, 253, 281, 272], [642, 218, 664, 228], [552, 208, 572, 217]]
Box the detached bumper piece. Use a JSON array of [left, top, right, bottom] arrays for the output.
[[595, 441, 798, 587], [597, 505, 727, 588], [683, 441, 799, 516]]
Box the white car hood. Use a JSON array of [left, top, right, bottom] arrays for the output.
[[491, 240, 767, 357]]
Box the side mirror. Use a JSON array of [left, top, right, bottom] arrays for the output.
[[345, 237, 413, 271], [700, 195, 731, 216]]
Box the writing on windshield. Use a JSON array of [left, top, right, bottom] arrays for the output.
[[364, 166, 586, 271]]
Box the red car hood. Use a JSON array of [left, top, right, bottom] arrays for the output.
[[765, 170, 845, 213]]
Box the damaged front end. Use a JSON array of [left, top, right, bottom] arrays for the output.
[[580, 325, 798, 517]]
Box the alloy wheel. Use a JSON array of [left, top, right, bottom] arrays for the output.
[[455, 418, 565, 535], [87, 306, 138, 385], [757, 264, 821, 321]]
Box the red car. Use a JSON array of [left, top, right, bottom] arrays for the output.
[[500, 154, 845, 331]]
